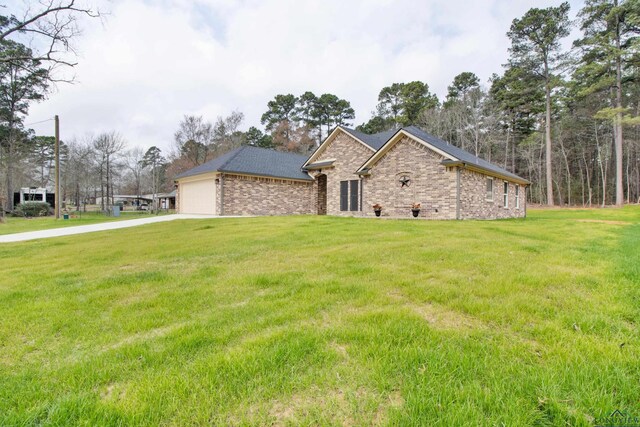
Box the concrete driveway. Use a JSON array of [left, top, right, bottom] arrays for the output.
[[0, 214, 234, 243]]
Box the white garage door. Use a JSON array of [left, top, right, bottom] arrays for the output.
[[180, 177, 216, 215]]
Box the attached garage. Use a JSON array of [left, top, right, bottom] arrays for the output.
[[175, 146, 314, 216], [178, 175, 217, 215]]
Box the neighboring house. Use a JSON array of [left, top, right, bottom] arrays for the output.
[[95, 195, 152, 208], [175, 126, 529, 219], [13, 187, 53, 206], [156, 190, 176, 210]]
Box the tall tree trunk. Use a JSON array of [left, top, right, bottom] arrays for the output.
[[544, 58, 554, 206], [555, 179, 563, 206], [560, 137, 571, 205], [596, 126, 608, 207], [512, 134, 516, 174], [636, 163, 640, 204], [539, 132, 545, 204], [626, 142, 631, 204], [6, 142, 13, 211], [99, 163, 104, 211], [153, 163, 157, 213], [583, 152, 592, 207], [5, 115, 16, 212], [106, 155, 111, 209], [504, 127, 510, 169], [474, 120, 480, 156], [614, 4, 624, 206], [578, 160, 585, 206]]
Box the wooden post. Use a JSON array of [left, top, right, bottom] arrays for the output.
[[54, 115, 60, 219]]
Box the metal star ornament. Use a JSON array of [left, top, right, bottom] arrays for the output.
[[399, 176, 411, 188]]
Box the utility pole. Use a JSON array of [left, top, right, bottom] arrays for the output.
[[54, 115, 60, 219]]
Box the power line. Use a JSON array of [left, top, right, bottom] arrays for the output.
[[24, 117, 55, 126]]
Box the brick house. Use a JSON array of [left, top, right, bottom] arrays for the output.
[[175, 125, 529, 219]]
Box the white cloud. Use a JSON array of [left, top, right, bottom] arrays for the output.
[[24, 0, 584, 152]]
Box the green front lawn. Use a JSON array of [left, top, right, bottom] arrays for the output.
[[0, 208, 638, 425], [0, 211, 167, 235]]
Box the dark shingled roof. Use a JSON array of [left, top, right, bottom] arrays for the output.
[[340, 127, 397, 151], [175, 146, 313, 181], [345, 125, 526, 183], [401, 126, 526, 182]]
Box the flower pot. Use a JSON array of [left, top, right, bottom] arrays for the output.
[[374, 210, 381, 217], [411, 209, 420, 218]]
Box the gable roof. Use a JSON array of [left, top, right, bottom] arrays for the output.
[[340, 127, 397, 151], [402, 126, 527, 183], [175, 146, 313, 181], [302, 126, 376, 167], [355, 126, 529, 184]]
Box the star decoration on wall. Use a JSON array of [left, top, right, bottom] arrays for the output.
[[399, 176, 411, 187]]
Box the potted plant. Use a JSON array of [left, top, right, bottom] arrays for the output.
[[411, 203, 421, 218], [373, 204, 382, 217]]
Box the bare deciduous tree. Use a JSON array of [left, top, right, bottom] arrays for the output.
[[63, 135, 95, 210], [173, 115, 214, 167], [1, 0, 101, 75], [92, 131, 125, 211], [123, 146, 144, 201]]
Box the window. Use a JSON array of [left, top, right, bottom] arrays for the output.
[[340, 180, 360, 212], [350, 180, 359, 211], [503, 182, 509, 208], [340, 181, 348, 211], [486, 178, 493, 201], [515, 185, 520, 209]]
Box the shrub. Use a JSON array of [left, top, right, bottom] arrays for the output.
[[13, 201, 51, 217]]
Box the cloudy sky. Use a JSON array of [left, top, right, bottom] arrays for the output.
[[21, 0, 582, 153]]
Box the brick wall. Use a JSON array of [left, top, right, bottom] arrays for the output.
[[312, 132, 374, 216], [459, 169, 526, 219], [362, 136, 457, 219], [221, 173, 315, 216]]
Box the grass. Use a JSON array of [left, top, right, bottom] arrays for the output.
[[0, 211, 167, 235], [0, 207, 638, 425]]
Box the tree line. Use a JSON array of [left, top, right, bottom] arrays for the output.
[[1, 129, 168, 211], [2, 0, 638, 212], [410, 0, 639, 206], [0, 2, 169, 213], [169, 90, 356, 173], [210, 0, 637, 207], [1, 1, 102, 214]]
